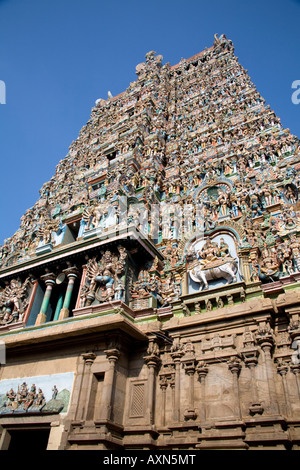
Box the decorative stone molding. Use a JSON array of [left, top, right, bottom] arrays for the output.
[[201, 333, 236, 354], [82, 351, 97, 366], [241, 328, 264, 416]]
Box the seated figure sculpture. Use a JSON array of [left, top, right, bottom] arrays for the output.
[[189, 237, 238, 291], [197, 237, 234, 270]]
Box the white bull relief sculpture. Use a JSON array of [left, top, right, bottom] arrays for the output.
[[187, 237, 239, 291]]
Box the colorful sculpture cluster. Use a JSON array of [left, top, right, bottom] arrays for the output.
[[1, 34, 300, 325], [0, 382, 64, 414]]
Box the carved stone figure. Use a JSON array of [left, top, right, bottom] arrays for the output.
[[0, 277, 31, 324], [188, 238, 238, 290], [0, 382, 62, 415], [82, 246, 128, 305]]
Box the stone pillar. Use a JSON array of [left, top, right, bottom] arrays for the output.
[[53, 290, 64, 322], [170, 342, 184, 423], [159, 375, 168, 427], [173, 357, 182, 422], [59, 268, 79, 320], [99, 348, 120, 422], [144, 339, 161, 425], [35, 273, 56, 325], [241, 328, 263, 415], [261, 338, 277, 413], [47, 421, 65, 450], [288, 315, 300, 404], [159, 366, 175, 427], [144, 353, 160, 425], [75, 352, 96, 422], [228, 356, 242, 420], [277, 360, 292, 417], [182, 342, 197, 421], [197, 361, 208, 422], [183, 363, 197, 420], [243, 353, 264, 416], [169, 373, 176, 423], [0, 428, 11, 450], [256, 323, 279, 415], [288, 316, 300, 365], [291, 364, 300, 399]]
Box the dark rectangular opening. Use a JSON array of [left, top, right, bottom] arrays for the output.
[[8, 428, 50, 450], [92, 181, 104, 191], [106, 150, 117, 162], [62, 220, 81, 245]]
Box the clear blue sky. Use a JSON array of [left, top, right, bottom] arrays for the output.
[[0, 0, 299, 244]]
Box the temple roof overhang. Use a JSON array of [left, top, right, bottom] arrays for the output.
[[0, 227, 163, 282]]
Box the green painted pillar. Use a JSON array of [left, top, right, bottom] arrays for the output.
[[53, 290, 64, 321], [35, 274, 56, 325], [59, 269, 79, 320]]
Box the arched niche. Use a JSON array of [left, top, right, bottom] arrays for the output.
[[193, 178, 234, 203], [183, 228, 242, 294]]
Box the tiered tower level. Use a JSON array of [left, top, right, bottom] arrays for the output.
[[1, 35, 300, 450]]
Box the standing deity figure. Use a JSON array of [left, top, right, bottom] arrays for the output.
[[52, 385, 58, 400], [82, 201, 108, 231], [0, 277, 31, 324], [83, 246, 127, 304], [217, 191, 228, 216], [36, 216, 60, 246], [35, 388, 45, 407]]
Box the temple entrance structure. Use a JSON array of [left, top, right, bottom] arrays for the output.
[[1, 34, 300, 449]]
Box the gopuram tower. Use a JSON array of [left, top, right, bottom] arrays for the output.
[[1, 34, 300, 450]]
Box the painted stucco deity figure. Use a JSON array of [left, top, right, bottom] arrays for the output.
[[37, 216, 60, 246], [23, 384, 37, 410], [218, 238, 230, 258], [82, 201, 108, 231], [189, 237, 238, 290], [83, 247, 128, 304], [217, 191, 228, 216], [0, 277, 31, 324], [5, 389, 16, 409], [197, 238, 220, 268], [35, 388, 45, 407]]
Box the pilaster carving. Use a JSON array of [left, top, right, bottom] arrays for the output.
[[255, 322, 279, 414], [74, 351, 97, 422], [228, 356, 242, 419], [170, 337, 184, 422], [100, 347, 121, 422], [144, 339, 161, 425], [277, 359, 292, 417], [159, 364, 175, 426], [182, 342, 197, 421], [241, 327, 264, 415], [196, 360, 208, 422], [290, 363, 300, 399]]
